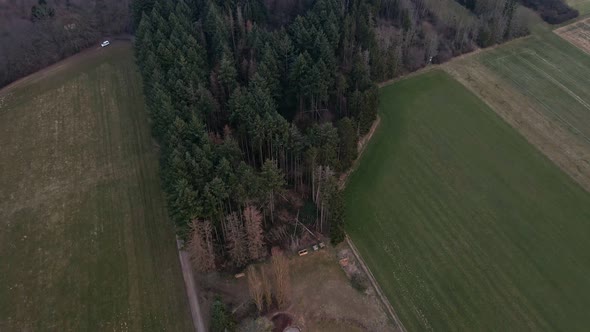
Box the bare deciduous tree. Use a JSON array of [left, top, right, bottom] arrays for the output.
[[244, 205, 266, 261], [188, 220, 216, 272], [247, 265, 264, 312], [271, 247, 291, 309], [260, 265, 273, 310]]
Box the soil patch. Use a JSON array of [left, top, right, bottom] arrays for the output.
[[555, 18, 590, 55]]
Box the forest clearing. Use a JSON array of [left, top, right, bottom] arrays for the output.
[[196, 245, 394, 331], [0, 42, 193, 330], [344, 70, 590, 331]]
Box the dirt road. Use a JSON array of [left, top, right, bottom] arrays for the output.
[[177, 239, 207, 332]]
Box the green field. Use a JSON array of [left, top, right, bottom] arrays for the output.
[[477, 27, 590, 143], [568, 0, 590, 15], [0, 43, 193, 330], [345, 71, 590, 331]]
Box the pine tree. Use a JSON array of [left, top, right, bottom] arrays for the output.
[[257, 44, 281, 100], [218, 50, 238, 100], [337, 117, 358, 171], [260, 159, 285, 223], [289, 52, 312, 113], [132, 0, 155, 29], [172, 178, 200, 226], [135, 13, 153, 65], [329, 189, 346, 244], [358, 85, 379, 135], [148, 83, 174, 142], [225, 213, 248, 267]]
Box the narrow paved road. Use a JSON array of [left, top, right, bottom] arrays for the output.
[[177, 238, 206, 332]]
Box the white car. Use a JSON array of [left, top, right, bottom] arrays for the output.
[[101, 40, 110, 47]]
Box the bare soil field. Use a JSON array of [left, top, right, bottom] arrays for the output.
[[555, 17, 590, 54]]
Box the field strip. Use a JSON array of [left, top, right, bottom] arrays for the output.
[[504, 62, 590, 144], [520, 56, 590, 111], [345, 236, 407, 332], [525, 50, 589, 85], [447, 60, 590, 193], [543, 36, 590, 72], [489, 54, 590, 144]]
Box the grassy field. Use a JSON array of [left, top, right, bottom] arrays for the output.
[[445, 19, 590, 193], [478, 27, 590, 142], [0, 43, 193, 330], [345, 70, 590, 331], [567, 0, 590, 15]]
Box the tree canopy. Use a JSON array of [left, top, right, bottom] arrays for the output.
[[132, 0, 541, 270]]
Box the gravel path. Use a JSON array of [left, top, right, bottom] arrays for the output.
[[177, 238, 206, 332]]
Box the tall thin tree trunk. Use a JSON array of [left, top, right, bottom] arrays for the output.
[[270, 191, 274, 224]]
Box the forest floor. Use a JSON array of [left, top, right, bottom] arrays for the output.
[[0, 42, 193, 330], [197, 246, 394, 331], [344, 70, 590, 330]]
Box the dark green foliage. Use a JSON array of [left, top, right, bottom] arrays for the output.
[[307, 123, 339, 170], [210, 296, 236, 332], [30, 0, 55, 22], [328, 189, 345, 244], [358, 86, 379, 135], [350, 274, 368, 292], [337, 117, 358, 171], [132, 0, 155, 29], [131, 0, 521, 269]]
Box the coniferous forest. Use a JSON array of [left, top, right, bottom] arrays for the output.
[[131, 0, 564, 270]]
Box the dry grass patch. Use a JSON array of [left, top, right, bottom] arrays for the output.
[[198, 248, 393, 331], [288, 249, 391, 331]]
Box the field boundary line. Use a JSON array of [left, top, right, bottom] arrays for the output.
[[339, 115, 381, 188], [345, 235, 407, 332]]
